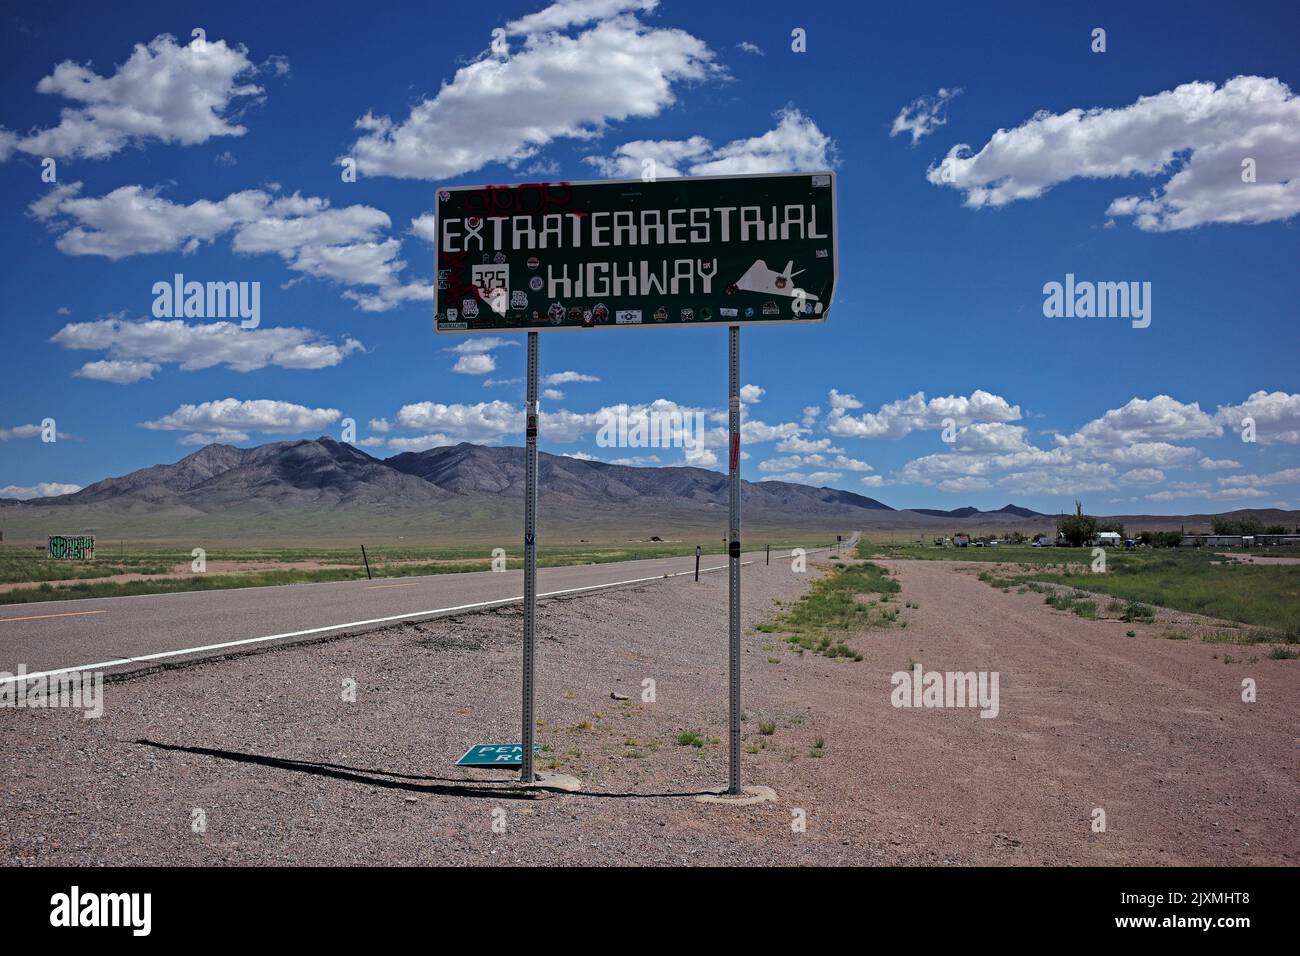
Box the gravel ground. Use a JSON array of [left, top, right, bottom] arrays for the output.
[[2, 554, 1295, 866]]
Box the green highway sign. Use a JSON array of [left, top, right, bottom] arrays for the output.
[[456, 744, 541, 767], [47, 535, 95, 560], [434, 171, 837, 333]]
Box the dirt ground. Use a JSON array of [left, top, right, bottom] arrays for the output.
[[1, 555, 1295, 866]]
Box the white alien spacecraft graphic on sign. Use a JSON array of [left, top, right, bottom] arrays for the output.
[[726, 260, 824, 316]]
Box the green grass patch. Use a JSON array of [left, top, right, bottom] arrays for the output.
[[1125, 603, 1156, 623], [859, 541, 1091, 567], [1027, 558, 1299, 639], [962, 547, 1297, 640], [759, 562, 897, 658]]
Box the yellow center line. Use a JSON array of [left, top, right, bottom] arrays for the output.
[[366, 582, 421, 589], [0, 609, 108, 624]]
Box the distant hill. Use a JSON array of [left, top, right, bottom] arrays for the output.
[[46, 439, 450, 514], [2, 438, 901, 540], [907, 504, 1046, 519], [4, 439, 1291, 542], [387, 442, 897, 514]]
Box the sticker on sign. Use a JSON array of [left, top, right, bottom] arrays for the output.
[[433, 172, 836, 333]]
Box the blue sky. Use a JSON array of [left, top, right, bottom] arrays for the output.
[[1, 0, 1297, 515]]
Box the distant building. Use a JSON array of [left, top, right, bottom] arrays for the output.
[[1182, 532, 1300, 547], [1096, 531, 1122, 547], [1258, 533, 1300, 546], [1181, 534, 1242, 547]]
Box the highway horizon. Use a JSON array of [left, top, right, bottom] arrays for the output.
[[0, 539, 855, 681]]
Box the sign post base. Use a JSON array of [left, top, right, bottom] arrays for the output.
[[697, 785, 777, 807], [519, 771, 583, 794]]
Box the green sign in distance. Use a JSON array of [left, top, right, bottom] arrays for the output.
[[47, 535, 95, 560], [434, 171, 837, 333]]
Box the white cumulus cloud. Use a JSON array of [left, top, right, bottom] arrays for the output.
[[52, 317, 363, 380], [890, 87, 961, 145], [0, 482, 82, 499], [0, 34, 269, 162], [342, 4, 719, 180], [1214, 390, 1300, 444], [928, 76, 1300, 230], [586, 107, 835, 178], [30, 185, 431, 311], [140, 398, 341, 440], [827, 389, 1021, 439], [453, 353, 496, 375]]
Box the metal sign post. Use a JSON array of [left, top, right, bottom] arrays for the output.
[[520, 331, 539, 783], [727, 325, 742, 795]]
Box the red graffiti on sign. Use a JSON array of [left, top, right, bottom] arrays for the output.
[[440, 183, 588, 317], [462, 182, 587, 218], [441, 248, 478, 303]]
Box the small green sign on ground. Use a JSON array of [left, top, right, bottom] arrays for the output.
[[456, 744, 541, 767]]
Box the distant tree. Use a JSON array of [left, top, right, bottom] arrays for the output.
[[1136, 530, 1180, 547], [1098, 519, 1125, 537], [1263, 524, 1287, 535], [1056, 500, 1098, 547], [1212, 516, 1264, 535]]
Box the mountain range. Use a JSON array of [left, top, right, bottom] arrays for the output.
[[2, 438, 1291, 542]]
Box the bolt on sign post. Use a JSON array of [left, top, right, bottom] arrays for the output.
[[435, 172, 838, 792]]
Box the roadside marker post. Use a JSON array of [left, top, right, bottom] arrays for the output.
[[727, 325, 742, 795], [521, 331, 540, 784], [433, 173, 837, 797], [361, 545, 372, 580], [766, 543, 770, 566]]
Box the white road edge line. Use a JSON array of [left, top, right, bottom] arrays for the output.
[[0, 558, 758, 685], [0, 546, 832, 609]]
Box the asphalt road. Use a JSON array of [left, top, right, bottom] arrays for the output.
[[0, 539, 854, 681]]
